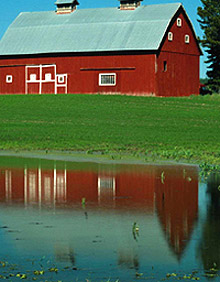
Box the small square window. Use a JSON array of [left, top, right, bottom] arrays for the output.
[[58, 75, 65, 84], [168, 32, 173, 41], [99, 73, 116, 86], [177, 18, 182, 27], [45, 73, 52, 81], [30, 74, 37, 81], [6, 75, 13, 83], [185, 35, 190, 44]]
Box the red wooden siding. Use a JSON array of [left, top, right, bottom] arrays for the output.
[[157, 53, 199, 97], [156, 11, 201, 97], [161, 12, 201, 55], [0, 66, 25, 95], [0, 54, 157, 96]]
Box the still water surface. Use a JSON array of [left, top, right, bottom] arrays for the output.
[[0, 156, 219, 281]]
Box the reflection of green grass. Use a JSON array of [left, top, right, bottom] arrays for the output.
[[0, 94, 220, 164]]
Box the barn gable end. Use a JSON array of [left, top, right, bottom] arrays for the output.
[[156, 6, 202, 97]]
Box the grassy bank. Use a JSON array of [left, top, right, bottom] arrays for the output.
[[0, 94, 220, 165]]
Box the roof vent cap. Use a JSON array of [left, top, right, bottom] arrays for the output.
[[118, 0, 143, 10], [55, 0, 79, 14]]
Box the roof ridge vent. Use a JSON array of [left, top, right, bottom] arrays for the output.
[[55, 0, 79, 14], [118, 0, 143, 10]]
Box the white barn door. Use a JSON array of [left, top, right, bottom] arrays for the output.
[[26, 65, 67, 94]]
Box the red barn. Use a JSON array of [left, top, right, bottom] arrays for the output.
[[0, 0, 202, 96]]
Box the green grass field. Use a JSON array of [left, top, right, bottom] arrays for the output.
[[0, 94, 220, 164]]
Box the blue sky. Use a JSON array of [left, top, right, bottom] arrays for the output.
[[0, 0, 207, 77]]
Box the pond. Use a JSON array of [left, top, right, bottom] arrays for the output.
[[0, 155, 219, 281]]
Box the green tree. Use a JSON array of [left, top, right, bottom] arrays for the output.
[[197, 0, 220, 93]]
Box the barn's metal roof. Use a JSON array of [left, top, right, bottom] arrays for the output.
[[0, 3, 183, 56]]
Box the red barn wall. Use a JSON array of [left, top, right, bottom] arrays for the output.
[[157, 53, 199, 97], [156, 11, 201, 97], [0, 66, 25, 95], [0, 54, 156, 96]]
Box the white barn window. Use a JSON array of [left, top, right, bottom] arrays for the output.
[[6, 75, 13, 83], [185, 34, 190, 44], [177, 18, 182, 27], [168, 32, 173, 41], [99, 73, 116, 86]]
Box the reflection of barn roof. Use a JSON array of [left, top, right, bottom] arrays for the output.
[[0, 3, 182, 55]]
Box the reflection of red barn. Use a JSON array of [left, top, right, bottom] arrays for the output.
[[155, 167, 198, 259], [0, 163, 198, 258], [0, 0, 201, 96], [67, 171, 98, 202], [65, 169, 156, 208], [25, 168, 67, 205], [0, 168, 24, 202], [0, 167, 66, 205], [114, 169, 156, 210]]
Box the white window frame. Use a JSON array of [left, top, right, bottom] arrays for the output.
[[56, 74, 68, 94], [185, 34, 190, 44], [177, 18, 182, 27], [45, 73, 52, 81], [99, 73, 116, 86], [168, 32, 173, 41], [30, 74, 37, 82], [6, 75, 13, 83]]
